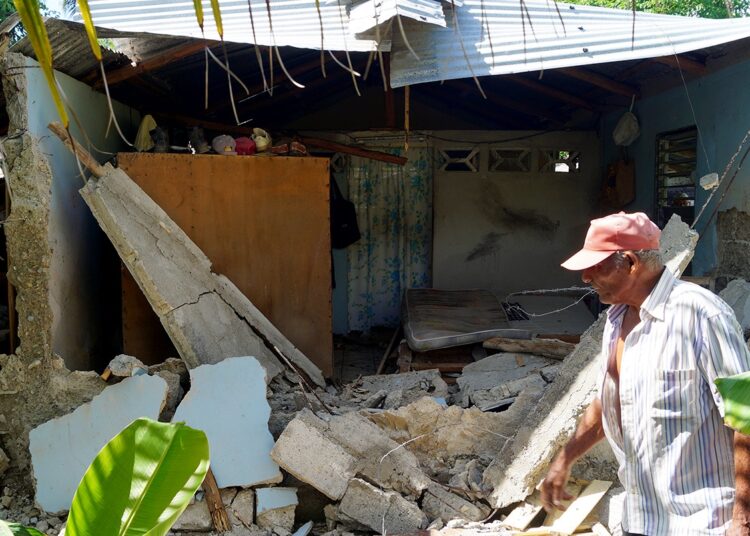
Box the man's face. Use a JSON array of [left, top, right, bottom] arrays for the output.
[[581, 253, 632, 305]]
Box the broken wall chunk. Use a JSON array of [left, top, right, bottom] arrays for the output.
[[271, 408, 430, 499], [270, 410, 357, 500], [421, 483, 490, 523], [338, 478, 427, 534], [29, 374, 167, 513], [172, 356, 282, 488]]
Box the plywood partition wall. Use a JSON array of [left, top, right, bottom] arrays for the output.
[[117, 153, 333, 377]]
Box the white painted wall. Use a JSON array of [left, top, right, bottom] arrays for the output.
[[22, 56, 140, 370], [433, 131, 601, 296]]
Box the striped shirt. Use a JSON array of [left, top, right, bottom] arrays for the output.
[[599, 268, 750, 535]]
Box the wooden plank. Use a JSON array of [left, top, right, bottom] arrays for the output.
[[548, 480, 612, 536], [557, 68, 639, 98], [202, 467, 231, 532], [117, 153, 334, 377], [542, 482, 583, 528], [503, 491, 544, 530], [590, 522, 612, 536], [483, 337, 575, 360], [506, 75, 598, 111], [650, 54, 706, 76]]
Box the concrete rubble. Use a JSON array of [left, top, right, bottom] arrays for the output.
[[3, 211, 702, 536]]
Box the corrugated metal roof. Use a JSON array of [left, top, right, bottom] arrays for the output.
[[349, 0, 446, 37], [78, 0, 383, 51], [389, 0, 750, 87]]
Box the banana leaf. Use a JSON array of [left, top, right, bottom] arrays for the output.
[[0, 521, 46, 536], [716, 371, 750, 435], [66, 418, 209, 536]]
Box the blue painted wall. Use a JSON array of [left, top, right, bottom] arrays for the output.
[[601, 59, 750, 275]]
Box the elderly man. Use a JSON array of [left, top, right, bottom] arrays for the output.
[[540, 212, 750, 536]]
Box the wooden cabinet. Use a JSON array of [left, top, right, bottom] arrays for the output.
[[118, 153, 333, 377]]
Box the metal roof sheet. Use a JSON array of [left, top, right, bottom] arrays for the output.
[[389, 0, 750, 86], [58, 0, 750, 90]]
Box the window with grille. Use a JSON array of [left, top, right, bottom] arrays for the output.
[[656, 128, 697, 227]]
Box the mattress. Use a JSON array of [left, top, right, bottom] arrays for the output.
[[402, 289, 530, 352]]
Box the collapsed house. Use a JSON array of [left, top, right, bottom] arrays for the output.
[[1, 0, 750, 534]]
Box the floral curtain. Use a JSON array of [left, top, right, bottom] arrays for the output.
[[347, 147, 433, 331]]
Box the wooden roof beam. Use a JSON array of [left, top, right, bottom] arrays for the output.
[[558, 67, 639, 98], [649, 54, 707, 76], [91, 40, 215, 88], [505, 75, 600, 112], [452, 80, 568, 126]]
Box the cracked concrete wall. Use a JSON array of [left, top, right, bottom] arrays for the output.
[[717, 208, 750, 281], [0, 52, 135, 493]]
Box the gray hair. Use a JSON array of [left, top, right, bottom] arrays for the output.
[[611, 249, 663, 270]]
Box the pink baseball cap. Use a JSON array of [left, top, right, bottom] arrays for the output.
[[561, 212, 661, 270]]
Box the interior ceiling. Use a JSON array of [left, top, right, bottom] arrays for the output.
[[6, 18, 750, 136]]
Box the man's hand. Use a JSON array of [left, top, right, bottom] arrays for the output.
[[540, 454, 574, 512]]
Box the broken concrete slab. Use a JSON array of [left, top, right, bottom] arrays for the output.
[[482, 337, 575, 360], [356, 370, 449, 409], [77, 162, 324, 387], [270, 410, 357, 500], [272, 408, 430, 499], [421, 484, 490, 523], [470, 374, 547, 412], [368, 392, 546, 475], [29, 374, 167, 513], [482, 215, 698, 508], [456, 353, 558, 408], [719, 279, 750, 333], [172, 357, 282, 488], [338, 478, 427, 534], [255, 487, 297, 532]]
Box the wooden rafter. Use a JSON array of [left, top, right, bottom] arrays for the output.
[[558, 67, 639, 98], [419, 86, 528, 129], [205, 53, 326, 116], [649, 54, 706, 76], [452, 80, 568, 126], [90, 40, 215, 88], [505, 75, 599, 111]]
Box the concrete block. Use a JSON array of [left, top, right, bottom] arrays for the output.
[[230, 489, 255, 527], [172, 357, 282, 488], [256, 488, 297, 532], [29, 375, 167, 513], [172, 498, 213, 531], [338, 478, 427, 533], [720, 279, 750, 332], [270, 412, 356, 500], [272, 409, 429, 498], [421, 484, 490, 523]]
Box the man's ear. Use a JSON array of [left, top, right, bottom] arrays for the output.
[[623, 251, 638, 273]]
